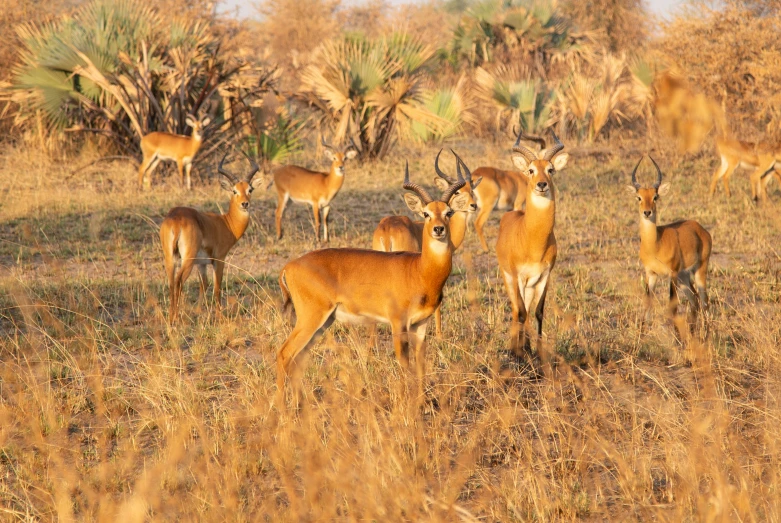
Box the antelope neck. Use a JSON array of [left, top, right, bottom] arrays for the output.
[[523, 195, 555, 242], [222, 199, 251, 241], [639, 217, 659, 251], [418, 236, 453, 289], [449, 211, 469, 249]]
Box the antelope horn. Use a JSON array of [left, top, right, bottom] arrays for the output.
[[321, 136, 337, 151], [440, 151, 467, 203], [512, 123, 546, 149], [450, 149, 470, 183], [434, 149, 455, 184], [218, 151, 237, 184], [648, 155, 664, 188], [512, 127, 538, 163], [630, 156, 643, 189], [403, 160, 434, 204], [240, 150, 260, 183], [542, 130, 564, 161], [346, 134, 359, 153]]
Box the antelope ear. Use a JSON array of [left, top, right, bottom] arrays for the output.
[[433, 177, 449, 191], [551, 152, 569, 171], [624, 185, 638, 195], [403, 193, 424, 215], [250, 176, 265, 189], [324, 149, 336, 162], [448, 192, 471, 213], [201, 117, 211, 127], [219, 177, 234, 192], [512, 154, 530, 172], [185, 116, 196, 127], [345, 149, 357, 160], [657, 182, 671, 196], [471, 176, 483, 189]]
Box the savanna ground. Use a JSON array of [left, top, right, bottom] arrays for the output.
[[1, 137, 780, 521]]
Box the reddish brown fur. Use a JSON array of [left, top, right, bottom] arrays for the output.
[[471, 166, 528, 251], [272, 148, 357, 242], [710, 136, 781, 201], [138, 115, 210, 191], [160, 174, 261, 322]]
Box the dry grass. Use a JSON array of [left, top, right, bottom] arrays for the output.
[[1, 138, 781, 521]]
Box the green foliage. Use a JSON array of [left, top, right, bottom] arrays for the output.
[[246, 113, 305, 172], [412, 78, 474, 142], [475, 66, 556, 134]]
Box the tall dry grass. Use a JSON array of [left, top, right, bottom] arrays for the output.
[[1, 135, 780, 520]]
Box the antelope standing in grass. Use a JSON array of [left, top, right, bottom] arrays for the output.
[[371, 150, 482, 338], [627, 156, 712, 324], [276, 158, 471, 394], [496, 129, 568, 354], [160, 151, 262, 322], [138, 114, 210, 190], [709, 136, 781, 202], [471, 132, 547, 251], [271, 137, 357, 243]]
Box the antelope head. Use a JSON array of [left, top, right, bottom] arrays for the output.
[[511, 128, 569, 205], [433, 149, 482, 213], [185, 113, 211, 140], [218, 151, 263, 212], [322, 136, 358, 176], [402, 159, 471, 244], [625, 155, 671, 224]]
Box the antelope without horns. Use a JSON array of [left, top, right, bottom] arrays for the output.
[[276, 157, 472, 394], [496, 128, 568, 354], [371, 149, 482, 338], [626, 156, 712, 324], [160, 151, 262, 322], [471, 130, 546, 251], [271, 137, 357, 243], [709, 136, 781, 202], [139, 114, 210, 191]]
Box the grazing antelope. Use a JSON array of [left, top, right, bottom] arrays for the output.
[[271, 137, 357, 243], [709, 136, 781, 202], [138, 114, 210, 191], [276, 159, 471, 393], [626, 156, 712, 323], [496, 129, 568, 354], [160, 151, 262, 322], [371, 150, 482, 338], [471, 132, 547, 251]]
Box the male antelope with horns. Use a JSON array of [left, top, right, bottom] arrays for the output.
[[271, 137, 357, 243], [626, 156, 712, 324], [496, 128, 568, 354], [276, 157, 472, 394], [371, 150, 481, 338], [160, 151, 262, 322]]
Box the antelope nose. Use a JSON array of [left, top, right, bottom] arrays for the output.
[[643, 210, 652, 218], [241, 201, 249, 209], [536, 181, 548, 191], [433, 226, 445, 235]]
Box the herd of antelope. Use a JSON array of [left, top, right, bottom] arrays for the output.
[[146, 112, 770, 400]]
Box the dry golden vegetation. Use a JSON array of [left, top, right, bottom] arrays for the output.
[[1, 139, 781, 520], [3, 0, 781, 520]]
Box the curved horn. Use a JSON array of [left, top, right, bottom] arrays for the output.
[[542, 131, 564, 161], [630, 156, 643, 189], [434, 149, 454, 183], [218, 151, 237, 183], [512, 127, 538, 163], [321, 135, 337, 151], [240, 150, 260, 183], [648, 155, 663, 188], [402, 160, 434, 204], [439, 151, 467, 203], [345, 134, 359, 153], [451, 149, 471, 183]]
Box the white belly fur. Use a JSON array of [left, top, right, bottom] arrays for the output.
[[334, 306, 388, 325]]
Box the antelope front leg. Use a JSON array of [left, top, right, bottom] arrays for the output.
[[642, 271, 658, 328], [410, 320, 429, 394], [212, 259, 225, 314], [312, 205, 322, 243], [502, 271, 527, 355], [390, 319, 410, 369], [321, 205, 331, 243], [185, 162, 193, 191]]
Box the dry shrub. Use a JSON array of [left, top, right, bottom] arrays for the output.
[[654, 0, 781, 140], [561, 0, 648, 53]]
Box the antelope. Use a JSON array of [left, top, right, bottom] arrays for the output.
[[626, 156, 712, 323], [138, 114, 210, 191], [495, 129, 568, 354], [276, 158, 471, 394], [709, 136, 781, 202], [271, 137, 357, 243], [160, 151, 262, 322], [371, 150, 482, 338], [471, 132, 547, 251]]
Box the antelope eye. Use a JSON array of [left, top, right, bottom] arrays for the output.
[[653, 195, 659, 201], [445, 210, 454, 218], [636, 196, 641, 202], [423, 212, 431, 219]]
